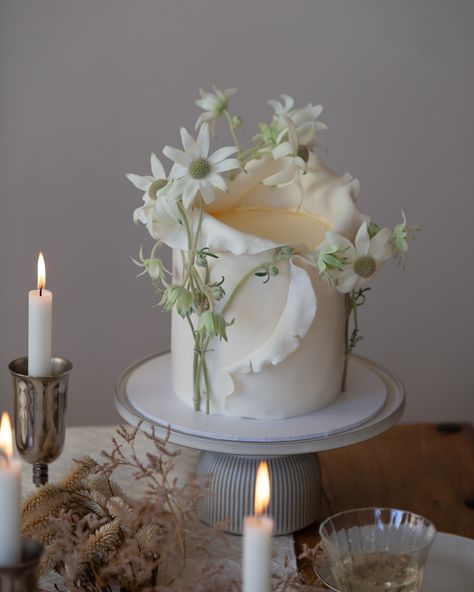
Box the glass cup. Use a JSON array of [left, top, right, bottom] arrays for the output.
[[319, 507, 436, 592]]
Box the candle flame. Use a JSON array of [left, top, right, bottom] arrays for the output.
[[0, 412, 13, 460], [254, 461, 270, 515], [37, 252, 46, 291]]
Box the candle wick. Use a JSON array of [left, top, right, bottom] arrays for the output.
[[40, 287, 43, 297]]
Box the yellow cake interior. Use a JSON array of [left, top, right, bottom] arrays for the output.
[[213, 207, 329, 250]]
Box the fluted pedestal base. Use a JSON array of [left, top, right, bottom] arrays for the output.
[[196, 451, 321, 535]]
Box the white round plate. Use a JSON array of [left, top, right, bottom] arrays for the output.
[[115, 352, 405, 455], [421, 532, 474, 591], [314, 533, 474, 592]]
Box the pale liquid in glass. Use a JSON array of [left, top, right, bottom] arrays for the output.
[[333, 552, 423, 592]]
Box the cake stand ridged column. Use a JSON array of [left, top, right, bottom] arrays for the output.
[[197, 452, 321, 534], [115, 351, 404, 535]]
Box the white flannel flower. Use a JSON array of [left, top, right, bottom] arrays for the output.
[[325, 222, 393, 293], [268, 94, 295, 118], [391, 211, 419, 261], [290, 103, 327, 149], [195, 85, 237, 137], [262, 117, 315, 189], [163, 125, 240, 209], [127, 153, 169, 224], [268, 94, 327, 147]]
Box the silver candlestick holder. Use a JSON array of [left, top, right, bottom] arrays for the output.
[[0, 538, 43, 592], [9, 357, 72, 487]]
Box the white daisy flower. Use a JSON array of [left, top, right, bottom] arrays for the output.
[[127, 153, 172, 230], [391, 210, 419, 261], [195, 85, 237, 137], [290, 103, 327, 149], [127, 153, 181, 239], [325, 222, 393, 293], [163, 125, 240, 209], [262, 117, 315, 189], [268, 94, 327, 147], [268, 94, 295, 118]]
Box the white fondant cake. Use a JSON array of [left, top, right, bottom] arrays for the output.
[[167, 154, 367, 418], [128, 91, 410, 421]]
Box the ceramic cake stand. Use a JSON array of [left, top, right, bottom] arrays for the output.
[[115, 351, 404, 535]]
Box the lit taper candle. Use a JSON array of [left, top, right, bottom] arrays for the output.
[[28, 252, 52, 376], [0, 412, 21, 566], [243, 461, 273, 592]]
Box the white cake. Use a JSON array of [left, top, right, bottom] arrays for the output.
[[165, 154, 367, 419]]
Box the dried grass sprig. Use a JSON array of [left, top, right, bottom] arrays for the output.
[[21, 423, 223, 591], [22, 424, 320, 591]]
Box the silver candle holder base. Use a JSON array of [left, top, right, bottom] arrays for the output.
[[0, 538, 43, 592], [9, 357, 72, 487]]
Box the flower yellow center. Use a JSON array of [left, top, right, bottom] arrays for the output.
[[353, 256, 376, 278], [297, 145, 310, 163], [148, 179, 167, 199], [189, 158, 211, 180]]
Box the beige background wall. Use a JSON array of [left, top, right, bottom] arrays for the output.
[[0, 0, 473, 425]]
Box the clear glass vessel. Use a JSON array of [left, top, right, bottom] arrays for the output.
[[319, 507, 436, 592]]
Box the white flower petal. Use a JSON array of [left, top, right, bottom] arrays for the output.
[[208, 173, 227, 193], [195, 112, 212, 130], [150, 153, 165, 179], [133, 205, 146, 224], [126, 174, 153, 191], [163, 146, 189, 168], [180, 127, 198, 159], [268, 99, 281, 113], [354, 222, 370, 256], [368, 227, 393, 262], [272, 141, 294, 160], [212, 158, 240, 174], [209, 146, 238, 165], [281, 94, 294, 110], [165, 177, 185, 200], [197, 124, 210, 157], [196, 97, 215, 110], [168, 162, 188, 179], [325, 231, 356, 259], [336, 270, 359, 293], [199, 178, 216, 204], [182, 179, 199, 209]]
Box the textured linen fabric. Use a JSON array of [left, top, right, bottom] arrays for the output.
[[19, 426, 303, 590]]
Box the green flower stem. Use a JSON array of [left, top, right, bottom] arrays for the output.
[[193, 199, 204, 251], [198, 337, 211, 414], [194, 335, 211, 413], [187, 314, 202, 412], [203, 357, 211, 414], [341, 293, 351, 391], [191, 267, 214, 312], [192, 332, 202, 411], [222, 261, 275, 315], [224, 109, 241, 153], [341, 290, 360, 391], [352, 290, 359, 334]]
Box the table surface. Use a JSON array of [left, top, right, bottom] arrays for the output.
[[295, 422, 474, 583]]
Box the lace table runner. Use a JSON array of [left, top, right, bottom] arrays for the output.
[[19, 426, 317, 590]]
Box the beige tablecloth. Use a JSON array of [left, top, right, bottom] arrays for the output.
[[20, 426, 314, 591]]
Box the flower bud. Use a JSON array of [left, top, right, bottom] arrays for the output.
[[232, 115, 242, 128], [198, 311, 230, 341], [160, 285, 194, 317], [146, 258, 163, 281]]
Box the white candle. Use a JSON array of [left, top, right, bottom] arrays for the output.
[[0, 413, 21, 566], [243, 461, 273, 592], [28, 252, 52, 376]]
